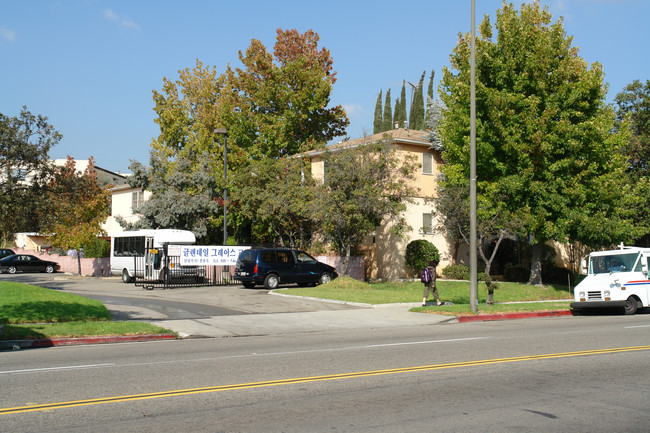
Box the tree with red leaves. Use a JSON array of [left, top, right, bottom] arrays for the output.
[[43, 157, 110, 275]]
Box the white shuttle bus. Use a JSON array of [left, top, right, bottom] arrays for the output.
[[571, 245, 650, 315], [110, 229, 197, 283]]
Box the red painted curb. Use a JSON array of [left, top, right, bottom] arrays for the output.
[[29, 334, 176, 347], [457, 310, 572, 323]]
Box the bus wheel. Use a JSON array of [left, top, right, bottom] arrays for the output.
[[122, 269, 133, 283], [624, 297, 639, 315]]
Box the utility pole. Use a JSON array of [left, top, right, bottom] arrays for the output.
[[214, 128, 228, 245]]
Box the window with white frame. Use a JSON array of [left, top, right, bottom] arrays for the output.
[[422, 152, 433, 175], [422, 213, 433, 234], [131, 191, 143, 211]]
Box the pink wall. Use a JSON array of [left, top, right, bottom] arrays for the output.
[[15, 249, 111, 277]]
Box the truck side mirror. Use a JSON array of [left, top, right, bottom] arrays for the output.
[[643, 256, 648, 275], [580, 257, 588, 275]]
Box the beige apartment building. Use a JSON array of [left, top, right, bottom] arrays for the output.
[[304, 128, 461, 280]]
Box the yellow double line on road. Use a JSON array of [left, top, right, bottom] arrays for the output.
[[3, 345, 649, 415]]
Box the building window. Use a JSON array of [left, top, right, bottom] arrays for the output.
[[11, 169, 27, 181], [131, 191, 143, 211], [422, 213, 433, 235], [423, 152, 433, 175]]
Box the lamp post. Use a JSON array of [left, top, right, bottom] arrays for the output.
[[214, 128, 228, 245], [469, 0, 478, 312]]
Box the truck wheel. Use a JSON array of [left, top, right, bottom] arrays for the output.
[[264, 274, 279, 290], [624, 297, 639, 315]]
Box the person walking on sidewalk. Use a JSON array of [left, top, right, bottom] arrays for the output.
[[421, 261, 442, 306]]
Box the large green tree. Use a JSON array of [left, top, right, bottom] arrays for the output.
[[126, 152, 222, 243], [615, 79, 650, 245], [43, 157, 110, 275], [313, 136, 419, 275], [615, 79, 650, 174], [232, 157, 315, 248], [439, 1, 635, 285], [0, 107, 60, 244], [133, 28, 348, 243], [221, 28, 349, 158]]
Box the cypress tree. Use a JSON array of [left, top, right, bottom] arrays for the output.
[[382, 89, 392, 132], [393, 97, 401, 128], [399, 81, 407, 128], [425, 70, 435, 123], [373, 90, 383, 134], [411, 71, 426, 130]]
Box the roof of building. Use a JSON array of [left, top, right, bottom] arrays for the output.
[[301, 128, 432, 158]]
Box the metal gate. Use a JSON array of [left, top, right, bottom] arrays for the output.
[[133, 254, 234, 290]]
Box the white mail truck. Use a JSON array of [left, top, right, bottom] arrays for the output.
[[571, 245, 650, 315]]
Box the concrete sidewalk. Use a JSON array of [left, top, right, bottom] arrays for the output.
[[148, 304, 457, 338]]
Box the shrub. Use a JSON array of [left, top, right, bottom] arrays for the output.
[[442, 264, 470, 280], [405, 240, 440, 272], [503, 265, 528, 282], [441, 263, 485, 281], [83, 238, 110, 258]]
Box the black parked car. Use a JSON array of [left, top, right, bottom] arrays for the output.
[[0, 254, 60, 274], [234, 248, 338, 289], [0, 248, 15, 259]]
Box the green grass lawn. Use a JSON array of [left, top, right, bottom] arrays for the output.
[[0, 281, 174, 340], [277, 276, 573, 315]]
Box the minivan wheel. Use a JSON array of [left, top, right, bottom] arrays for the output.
[[264, 274, 279, 290], [319, 272, 332, 285]]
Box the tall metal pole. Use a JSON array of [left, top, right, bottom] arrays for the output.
[[223, 133, 228, 246], [469, 0, 478, 312], [214, 128, 228, 246]]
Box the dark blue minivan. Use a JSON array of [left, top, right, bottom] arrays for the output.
[[233, 248, 338, 289]]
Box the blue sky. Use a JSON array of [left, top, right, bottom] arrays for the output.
[[2, 0, 648, 173]]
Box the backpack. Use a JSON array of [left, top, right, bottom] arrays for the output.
[[420, 267, 432, 283]]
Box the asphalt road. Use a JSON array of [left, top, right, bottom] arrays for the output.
[[2, 301, 650, 432]]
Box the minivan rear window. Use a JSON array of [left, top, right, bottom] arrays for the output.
[[239, 249, 257, 263]]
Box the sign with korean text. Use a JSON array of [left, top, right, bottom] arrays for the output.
[[178, 245, 251, 266]]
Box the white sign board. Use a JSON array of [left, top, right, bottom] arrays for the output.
[[167, 244, 182, 257], [178, 245, 251, 266]]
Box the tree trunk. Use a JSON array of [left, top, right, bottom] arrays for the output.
[[76, 249, 82, 276], [477, 230, 505, 305], [528, 243, 543, 285], [339, 244, 351, 276]]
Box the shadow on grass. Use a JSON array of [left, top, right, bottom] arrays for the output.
[[0, 301, 111, 324], [0, 324, 47, 340]]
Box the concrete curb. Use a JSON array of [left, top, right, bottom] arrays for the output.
[[0, 334, 176, 350], [457, 310, 573, 323]]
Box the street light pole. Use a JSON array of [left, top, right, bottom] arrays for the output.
[[214, 128, 228, 245], [469, 0, 478, 312]]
